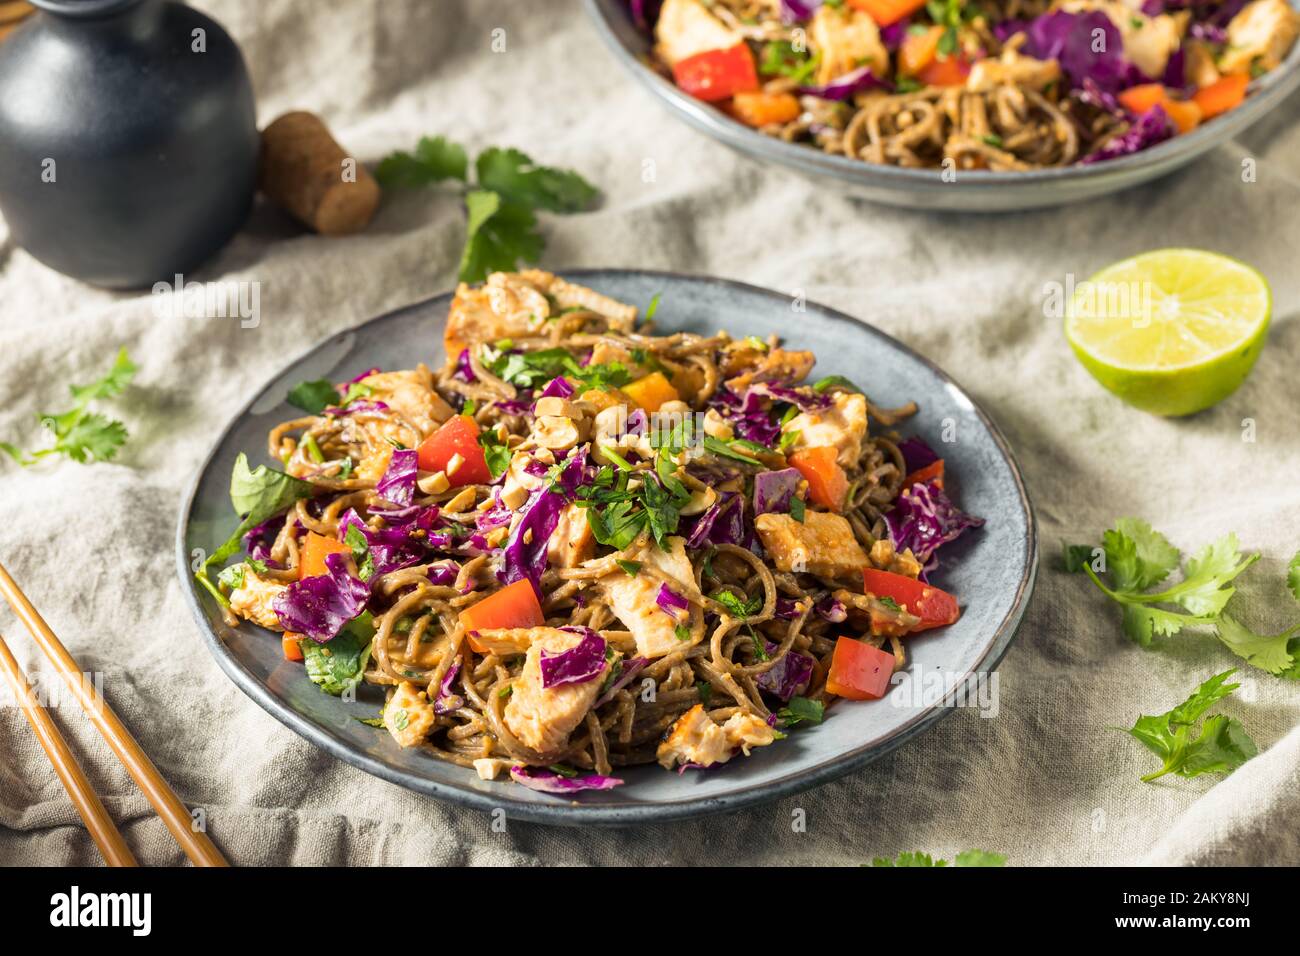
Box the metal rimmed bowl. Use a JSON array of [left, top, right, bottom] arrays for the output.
[[177, 270, 1037, 825], [585, 0, 1300, 211]]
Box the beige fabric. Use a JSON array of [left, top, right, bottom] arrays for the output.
[[2, 0, 1299, 867]]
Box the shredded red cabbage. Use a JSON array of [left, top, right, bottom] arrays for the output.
[[753, 467, 802, 515], [242, 514, 285, 563], [815, 594, 847, 623], [799, 66, 892, 100], [433, 660, 463, 714], [500, 448, 588, 594], [540, 627, 608, 688], [1024, 11, 1127, 91], [324, 399, 390, 417], [706, 387, 780, 447], [896, 436, 940, 474], [778, 0, 820, 23], [510, 766, 624, 793], [750, 381, 832, 412], [1080, 105, 1174, 163], [686, 491, 746, 548], [375, 449, 418, 507], [453, 349, 476, 383], [339, 509, 425, 576], [656, 583, 690, 620], [594, 656, 649, 707], [756, 642, 815, 701], [885, 480, 985, 566], [272, 550, 369, 642], [538, 376, 574, 400]]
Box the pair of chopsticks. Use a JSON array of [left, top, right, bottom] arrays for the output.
[[0, 560, 227, 866]]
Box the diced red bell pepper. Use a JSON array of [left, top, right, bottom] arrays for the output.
[[417, 415, 492, 486], [862, 568, 960, 632], [826, 636, 895, 700], [672, 44, 760, 102]]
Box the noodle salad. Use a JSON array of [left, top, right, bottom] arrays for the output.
[[198, 271, 983, 794], [632, 0, 1299, 170]]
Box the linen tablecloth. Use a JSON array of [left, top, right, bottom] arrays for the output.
[[1, 0, 1298, 866]]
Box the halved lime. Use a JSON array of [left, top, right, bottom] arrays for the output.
[[1064, 249, 1271, 416]]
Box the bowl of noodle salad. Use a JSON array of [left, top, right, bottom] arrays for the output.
[[586, 0, 1300, 210], [180, 270, 1035, 823]]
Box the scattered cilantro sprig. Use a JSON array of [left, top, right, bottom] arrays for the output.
[[376, 135, 598, 283], [1066, 519, 1300, 678], [1123, 669, 1258, 782], [2, 348, 136, 466], [1064, 519, 1257, 647]]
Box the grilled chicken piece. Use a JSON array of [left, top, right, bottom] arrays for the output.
[[357, 367, 455, 436], [503, 629, 605, 755], [656, 704, 778, 769], [228, 567, 289, 630], [809, 3, 889, 84], [965, 50, 1061, 93], [445, 270, 638, 360], [548, 503, 596, 568], [601, 536, 699, 659], [653, 0, 743, 67], [755, 511, 870, 582], [1220, 0, 1300, 74], [782, 391, 868, 467], [385, 681, 438, 748]]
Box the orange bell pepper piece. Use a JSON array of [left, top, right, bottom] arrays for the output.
[[731, 91, 802, 127], [417, 415, 492, 486], [789, 446, 849, 512], [847, 0, 928, 26], [459, 579, 545, 653], [862, 568, 960, 632], [299, 531, 351, 580], [1192, 73, 1249, 120]]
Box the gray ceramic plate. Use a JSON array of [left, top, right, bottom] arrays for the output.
[[585, 0, 1300, 211], [176, 270, 1037, 825]]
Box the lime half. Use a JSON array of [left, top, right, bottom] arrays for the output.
[[1065, 249, 1271, 416]]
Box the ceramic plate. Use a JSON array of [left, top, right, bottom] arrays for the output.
[[176, 270, 1037, 825], [585, 0, 1300, 212]]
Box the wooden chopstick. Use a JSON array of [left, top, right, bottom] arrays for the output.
[[0, 560, 229, 867], [0, 632, 138, 866]]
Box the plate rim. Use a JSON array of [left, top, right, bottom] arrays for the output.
[[175, 268, 1039, 826], [582, 0, 1300, 192]]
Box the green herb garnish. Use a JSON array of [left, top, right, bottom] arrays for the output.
[[1124, 669, 1257, 782], [2, 348, 136, 467]]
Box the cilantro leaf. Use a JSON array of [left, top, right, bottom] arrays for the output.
[[777, 695, 823, 727], [475, 147, 598, 213], [344, 523, 375, 581], [478, 428, 511, 480], [870, 847, 1005, 868], [1124, 669, 1257, 782], [1113, 518, 1180, 590], [301, 613, 375, 696], [375, 135, 467, 187], [286, 378, 341, 415], [458, 189, 544, 283], [952, 849, 1007, 867], [1076, 521, 1258, 647], [1288, 550, 1300, 604], [1214, 614, 1300, 679], [6, 348, 137, 466]]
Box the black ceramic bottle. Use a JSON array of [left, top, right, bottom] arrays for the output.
[[0, 0, 258, 289]]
